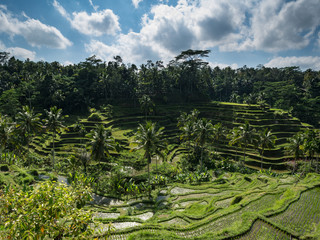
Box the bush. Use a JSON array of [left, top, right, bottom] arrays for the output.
[[0, 180, 96, 239], [20, 175, 34, 185], [88, 113, 102, 121]]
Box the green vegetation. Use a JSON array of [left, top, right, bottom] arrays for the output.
[[0, 175, 97, 239], [0, 51, 320, 239]]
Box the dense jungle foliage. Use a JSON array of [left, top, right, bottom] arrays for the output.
[[0, 50, 320, 126]]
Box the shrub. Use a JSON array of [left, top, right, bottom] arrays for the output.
[[0, 180, 96, 239], [20, 176, 34, 185]]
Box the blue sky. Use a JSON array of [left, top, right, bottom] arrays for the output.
[[0, 0, 320, 70]]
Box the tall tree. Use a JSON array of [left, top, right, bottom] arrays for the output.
[[302, 128, 318, 166], [228, 126, 241, 162], [0, 116, 14, 163], [134, 121, 165, 197], [257, 128, 277, 169], [16, 105, 42, 153], [44, 106, 65, 170], [193, 118, 214, 170], [236, 121, 256, 163], [86, 124, 114, 164], [177, 109, 200, 155], [286, 132, 304, 172], [139, 95, 155, 119], [213, 122, 227, 145]]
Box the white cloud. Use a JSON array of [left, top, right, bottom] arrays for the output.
[[85, 35, 160, 64], [54, 0, 120, 36], [0, 6, 72, 49], [132, 0, 143, 8], [53, 0, 70, 20], [85, 0, 249, 63], [232, 0, 320, 52], [85, 0, 320, 64], [0, 41, 36, 60], [63, 60, 74, 66], [89, 0, 99, 11], [71, 10, 120, 36], [265, 56, 320, 70], [209, 61, 238, 69], [7, 47, 36, 60]]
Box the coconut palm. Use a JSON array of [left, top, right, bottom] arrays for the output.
[[16, 105, 42, 153], [86, 124, 115, 163], [134, 121, 165, 197], [236, 121, 256, 163], [193, 118, 214, 170], [177, 110, 199, 128], [257, 128, 277, 169], [76, 149, 91, 175], [73, 121, 87, 146], [302, 129, 318, 164], [139, 95, 155, 119], [44, 106, 65, 169], [179, 120, 195, 154], [286, 132, 304, 172], [0, 116, 14, 163], [228, 126, 241, 162], [177, 109, 199, 154], [213, 122, 227, 145]]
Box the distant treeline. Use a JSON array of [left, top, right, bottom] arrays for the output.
[[0, 50, 319, 126]]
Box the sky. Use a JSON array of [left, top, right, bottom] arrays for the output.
[[0, 0, 320, 70]]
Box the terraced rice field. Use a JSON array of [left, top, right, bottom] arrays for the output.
[[30, 102, 310, 171], [88, 173, 320, 239]]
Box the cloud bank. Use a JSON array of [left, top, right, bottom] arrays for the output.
[[0, 6, 72, 49], [53, 0, 120, 36], [85, 0, 320, 69]]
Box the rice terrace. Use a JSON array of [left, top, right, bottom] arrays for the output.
[[1, 0, 320, 238]]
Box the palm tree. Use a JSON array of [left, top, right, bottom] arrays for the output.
[[228, 126, 241, 162], [73, 121, 87, 146], [236, 121, 256, 164], [213, 122, 227, 145], [193, 118, 214, 170], [44, 106, 65, 170], [257, 128, 277, 169], [0, 116, 14, 163], [179, 120, 195, 155], [16, 105, 42, 153], [177, 109, 199, 153], [86, 124, 115, 163], [134, 121, 165, 197], [139, 95, 155, 119], [76, 148, 91, 175], [286, 132, 304, 172], [302, 129, 317, 163]]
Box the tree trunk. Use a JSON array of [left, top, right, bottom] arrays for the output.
[[200, 147, 204, 171], [52, 130, 55, 170], [4, 144, 6, 163], [243, 144, 247, 165], [260, 149, 264, 170], [147, 155, 151, 198]]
